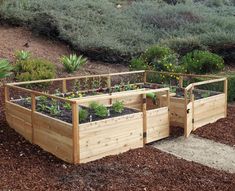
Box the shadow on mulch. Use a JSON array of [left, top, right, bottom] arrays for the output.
[[0, 87, 235, 190]]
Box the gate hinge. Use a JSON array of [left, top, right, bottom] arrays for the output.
[[187, 109, 190, 114], [192, 118, 194, 123], [143, 98, 147, 104], [143, 132, 147, 138]]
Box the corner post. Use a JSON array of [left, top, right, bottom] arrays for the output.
[[142, 93, 147, 144], [183, 88, 188, 137], [72, 101, 79, 164], [224, 78, 228, 117], [4, 85, 10, 103], [31, 93, 36, 144]]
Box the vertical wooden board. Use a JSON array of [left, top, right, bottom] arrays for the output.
[[146, 107, 169, 143], [79, 113, 143, 162], [185, 102, 193, 137], [33, 113, 73, 163]]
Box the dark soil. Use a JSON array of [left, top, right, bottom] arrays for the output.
[[1, 87, 235, 190], [194, 107, 235, 147]]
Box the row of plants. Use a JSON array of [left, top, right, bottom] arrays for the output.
[[18, 96, 135, 124], [130, 46, 225, 75], [0, 50, 88, 84]]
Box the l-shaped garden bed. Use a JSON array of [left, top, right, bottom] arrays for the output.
[[4, 70, 227, 163]]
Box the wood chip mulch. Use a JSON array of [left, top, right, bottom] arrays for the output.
[[193, 107, 235, 147], [0, 87, 235, 191]]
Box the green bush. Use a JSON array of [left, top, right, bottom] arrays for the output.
[[79, 108, 88, 122], [0, 59, 13, 79], [89, 101, 99, 111], [1, 0, 235, 63], [15, 58, 56, 81], [112, 101, 124, 113], [180, 50, 224, 74], [131, 45, 182, 72], [91, 103, 108, 118], [61, 54, 87, 73]]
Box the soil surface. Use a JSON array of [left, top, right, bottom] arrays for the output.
[[1, 88, 235, 190], [194, 107, 235, 147], [153, 135, 235, 173], [0, 25, 128, 77]]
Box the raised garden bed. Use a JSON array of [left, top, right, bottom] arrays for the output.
[[4, 70, 227, 163]]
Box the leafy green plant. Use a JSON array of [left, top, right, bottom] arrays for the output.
[[79, 108, 88, 122], [61, 54, 87, 73], [63, 102, 72, 110], [130, 58, 148, 71], [89, 101, 99, 111], [94, 104, 108, 118], [15, 58, 56, 81], [37, 103, 47, 111], [181, 50, 224, 74], [15, 50, 30, 60], [0, 59, 13, 79], [146, 92, 157, 104], [47, 104, 61, 116], [112, 101, 124, 113]]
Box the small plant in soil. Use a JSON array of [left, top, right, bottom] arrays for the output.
[[95, 105, 108, 118], [79, 108, 88, 123], [112, 101, 124, 113], [0, 59, 13, 80], [147, 92, 157, 104], [48, 100, 61, 116], [89, 101, 99, 111], [37, 103, 47, 112], [63, 102, 72, 110]]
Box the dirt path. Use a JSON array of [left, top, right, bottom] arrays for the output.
[[0, 25, 128, 77], [153, 135, 235, 173]]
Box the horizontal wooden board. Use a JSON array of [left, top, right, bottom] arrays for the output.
[[79, 113, 143, 163], [193, 94, 226, 130], [146, 107, 169, 143], [5, 101, 32, 142], [33, 113, 73, 163]]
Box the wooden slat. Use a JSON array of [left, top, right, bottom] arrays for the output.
[[33, 112, 73, 163], [72, 102, 79, 164]]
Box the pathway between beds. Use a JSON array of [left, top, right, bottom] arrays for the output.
[[152, 135, 235, 173]]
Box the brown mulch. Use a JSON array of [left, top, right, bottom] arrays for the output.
[[0, 25, 128, 77], [194, 107, 235, 147], [1, 89, 235, 190]]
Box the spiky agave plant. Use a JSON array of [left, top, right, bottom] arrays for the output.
[[61, 54, 87, 73], [0, 59, 13, 80]]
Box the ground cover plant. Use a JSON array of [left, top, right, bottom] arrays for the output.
[[1, 0, 235, 63]]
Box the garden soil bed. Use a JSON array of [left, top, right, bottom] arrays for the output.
[[1, 88, 235, 190], [193, 107, 235, 147]]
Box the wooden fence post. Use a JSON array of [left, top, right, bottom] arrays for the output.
[[62, 80, 67, 93], [4, 85, 9, 103], [183, 89, 188, 137], [179, 76, 183, 88], [143, 71, 147, 84], [190, 86, 195, 131], [31, 93, 36, 144], [142, 93, 147, 144], [224, 78, 228, 117], [72, 102, 79, 164]]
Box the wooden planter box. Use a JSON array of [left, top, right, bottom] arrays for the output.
[[5, 87, 170, 164], [4, 70, 227, 163]]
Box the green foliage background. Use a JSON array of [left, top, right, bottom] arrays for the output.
[[0, 0, 235, 63]]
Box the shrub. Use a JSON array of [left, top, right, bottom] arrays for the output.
[[1, 0, 235, 63], [15, 58, 56, 81], [61, 54, 87, 73], [131, 45, 181, 72], [112, 101, 124, 113], [0, 59, 13, 79], [129, 58, 148, 71], [15, 50, 30, 60], [79, 108, 88, 122], [180, 50, 224, 74]]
